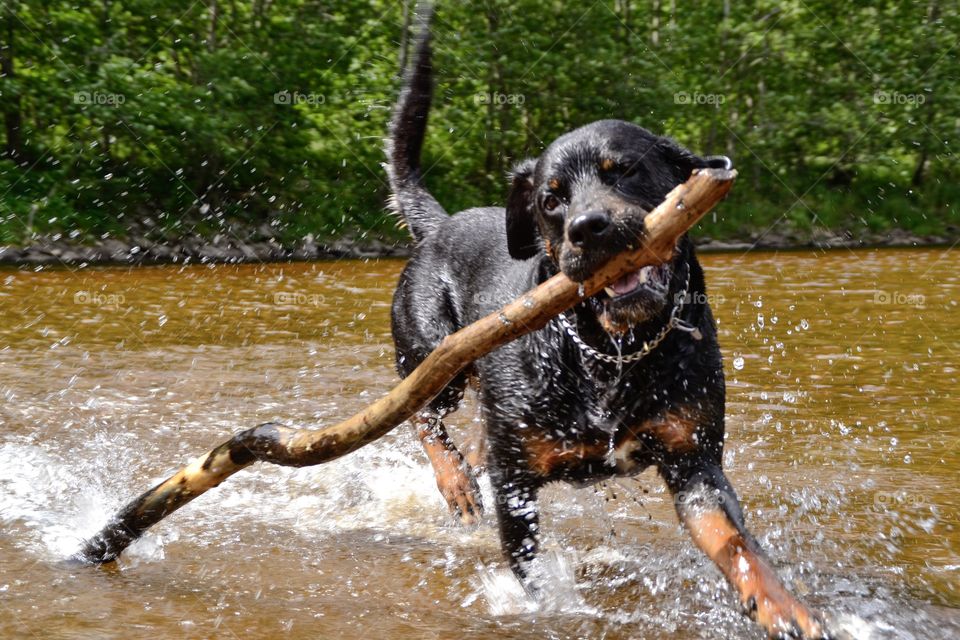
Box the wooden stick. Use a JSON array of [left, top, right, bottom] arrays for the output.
[[75, 167, 736, 563]]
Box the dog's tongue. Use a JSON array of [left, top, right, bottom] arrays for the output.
[[610, 270, 641, 296]]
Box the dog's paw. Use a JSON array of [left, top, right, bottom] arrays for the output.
[[742, 584, 828, 639], [434, 458, 483, 525]]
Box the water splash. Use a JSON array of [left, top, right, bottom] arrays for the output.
[[464, 549, 595, 617]]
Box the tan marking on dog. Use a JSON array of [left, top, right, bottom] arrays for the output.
[[617, 411, 700, 454], [598, 309, 631, 336], [600, 158, 615, 171], [543, 238, 558, 262], [685, 509, 825, 638], [417, 417, 482, 523], [649, 412, 700, 453], [610, 437, 645, 473], [524, 412, 699, 477], [467, 373, 481, 393], [548, 178, 560, 191], [524, 434, 608, 477]]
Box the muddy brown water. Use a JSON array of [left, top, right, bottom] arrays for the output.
[[0, 248, 957, 639]]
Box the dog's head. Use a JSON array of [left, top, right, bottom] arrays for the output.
[[505, 119, 731, 333]]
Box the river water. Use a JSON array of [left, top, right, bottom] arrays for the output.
[[0, 248, 957, 639]]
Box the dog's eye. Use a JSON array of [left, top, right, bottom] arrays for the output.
[[542, 194, 562, 213], [601, 160, 639, 184]]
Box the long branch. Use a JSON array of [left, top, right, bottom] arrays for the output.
[[75, 167, 736, 564]]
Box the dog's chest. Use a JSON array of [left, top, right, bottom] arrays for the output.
[[519, 428, 646, 481], [518, 413, 701, 485], [480, 328, 710, 481]]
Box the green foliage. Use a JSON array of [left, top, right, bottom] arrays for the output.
[[0, 0, 956, 246]]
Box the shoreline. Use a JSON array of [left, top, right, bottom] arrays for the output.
[[0, 229, 953, 268]]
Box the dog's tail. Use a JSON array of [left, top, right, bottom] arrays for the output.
[[384, 1, 447, 242]]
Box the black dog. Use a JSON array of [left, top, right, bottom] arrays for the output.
[[386, 7, 826, 639]]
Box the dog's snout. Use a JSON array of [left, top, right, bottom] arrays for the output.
[[567, 210, 612, 248]]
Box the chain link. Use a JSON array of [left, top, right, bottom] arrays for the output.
[[556, 265, 698, 366]]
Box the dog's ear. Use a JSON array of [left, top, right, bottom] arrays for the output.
[[702, 155, 734, 170], [658, 141, 705, 184], [505, 158, 540, 260], [660, 140, 734, 183]]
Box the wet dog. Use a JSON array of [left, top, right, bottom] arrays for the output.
[[386, 6, 827, 638]]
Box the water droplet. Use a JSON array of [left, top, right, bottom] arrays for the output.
[[733, 356, 744, 370]]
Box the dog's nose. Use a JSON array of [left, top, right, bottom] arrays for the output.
[[567, 210, 612, 248]]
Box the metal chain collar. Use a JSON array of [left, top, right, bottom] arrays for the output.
[[556, 265, 701, 366]]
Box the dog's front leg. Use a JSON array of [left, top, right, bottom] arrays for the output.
[[416, 414, 482, 524], [660, 459, 828, 639], [491, 466, 542, 590]]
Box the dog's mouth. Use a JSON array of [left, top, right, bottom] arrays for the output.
[[602, 264, 670, 298], [590, 263, 673, 333]]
